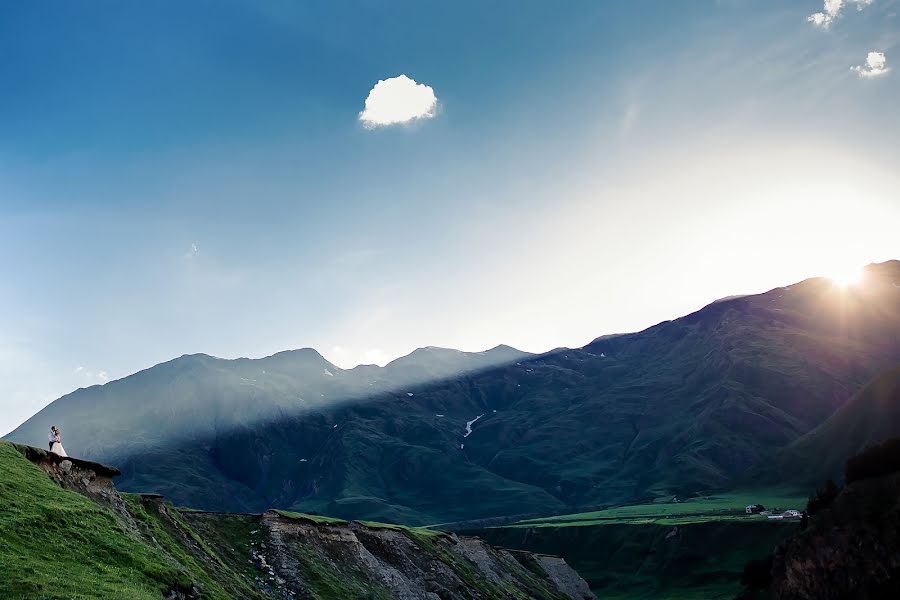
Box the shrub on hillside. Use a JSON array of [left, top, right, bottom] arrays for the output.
[[806, 479, 840, 517], [739, 555, 773, 592], [845, 437, 900, 484]]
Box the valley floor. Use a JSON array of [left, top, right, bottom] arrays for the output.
[[467, 491, 805, 599]]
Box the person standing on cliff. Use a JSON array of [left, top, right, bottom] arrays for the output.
[[48, 426, 67, 457]]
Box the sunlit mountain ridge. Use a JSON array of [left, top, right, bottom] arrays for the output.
[[5, 261, 900, 524]]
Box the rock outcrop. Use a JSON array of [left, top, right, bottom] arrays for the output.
[[11, 442, 124, 505], [245, 510, 595, 599], [768, 470, 900, 599]]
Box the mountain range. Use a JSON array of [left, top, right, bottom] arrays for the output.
[[6, 261, 900, 525]]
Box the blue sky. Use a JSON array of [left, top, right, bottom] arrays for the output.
[[2, 0, 899, 435]]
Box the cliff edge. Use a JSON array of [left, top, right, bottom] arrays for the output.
[[0, 442, 594, 599]]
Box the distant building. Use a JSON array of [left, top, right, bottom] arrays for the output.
[[783, 509, 801, 518], [745, 504, 765, 514]]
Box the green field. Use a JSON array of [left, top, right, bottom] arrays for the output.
[[468, 490, 805, 599], [512, 489, 807, 527]]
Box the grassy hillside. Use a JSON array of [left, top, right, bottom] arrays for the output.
[[751, 364, 900, 488], [0, 441, 225, 599], [1, 441, 589, 600]]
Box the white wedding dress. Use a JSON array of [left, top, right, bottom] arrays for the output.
[[50, 441, 67, 457]]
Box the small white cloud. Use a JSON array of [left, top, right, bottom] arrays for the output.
[[72, 366, 110, 385], [358, 75, 438, 129], [184, 243, 199, 259], [808, 0, 874, 28], [362, 348, 389, 365], [852, 51, 890, 77], [808, 12, 829, 26], [328, 346, 392, 368]]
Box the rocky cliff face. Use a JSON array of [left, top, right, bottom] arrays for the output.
[[8, 443, 594, 600], [768, 471, 900, 600], [218, 510, 596, 600]]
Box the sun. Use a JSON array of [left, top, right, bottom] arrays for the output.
[[829, 264, 864, 287]]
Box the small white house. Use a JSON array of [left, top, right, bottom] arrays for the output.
[[783, 509, 801, 518], [745, 504, 764, 514]]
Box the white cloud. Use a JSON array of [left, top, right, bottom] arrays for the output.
[[328, 345, 392, 367], [358, 75, 438, 129], [852, 51, 890, 77], [807, 0, 874, 28], [72, 366, 110, 385], [184, 242, 199, 259], [361, 348, 389, 365]]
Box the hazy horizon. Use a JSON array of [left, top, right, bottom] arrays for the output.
[[2, 1, 899, 436]]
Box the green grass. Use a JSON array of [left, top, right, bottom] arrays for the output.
[[0, 442, 267, 600], [512, 489, 807, 527], [0, 442, 182, 599], [272, 509, 348, 525], [274, 509, 448, 538], [178, 512, 264, 590], [121, 494, 262, 599], [355, 520, 447, 538]]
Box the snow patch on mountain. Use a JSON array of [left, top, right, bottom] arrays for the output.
[[464, 415, 484, 438]]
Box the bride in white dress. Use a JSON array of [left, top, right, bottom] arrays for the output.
[[49, 426, 67, 457]]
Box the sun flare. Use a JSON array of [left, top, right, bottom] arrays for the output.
[[829, 265, 864, 287]]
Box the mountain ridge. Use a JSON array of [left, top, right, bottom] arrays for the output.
[[6, 261, 900, 524]]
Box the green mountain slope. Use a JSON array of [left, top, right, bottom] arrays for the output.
[[0, 442, 262, 599], [6, 261, 900, 524], [752, 364, 900, 488]]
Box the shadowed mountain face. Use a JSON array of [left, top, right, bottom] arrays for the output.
[[752, 364, 900, 489], [6, 262, 900, 525]]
